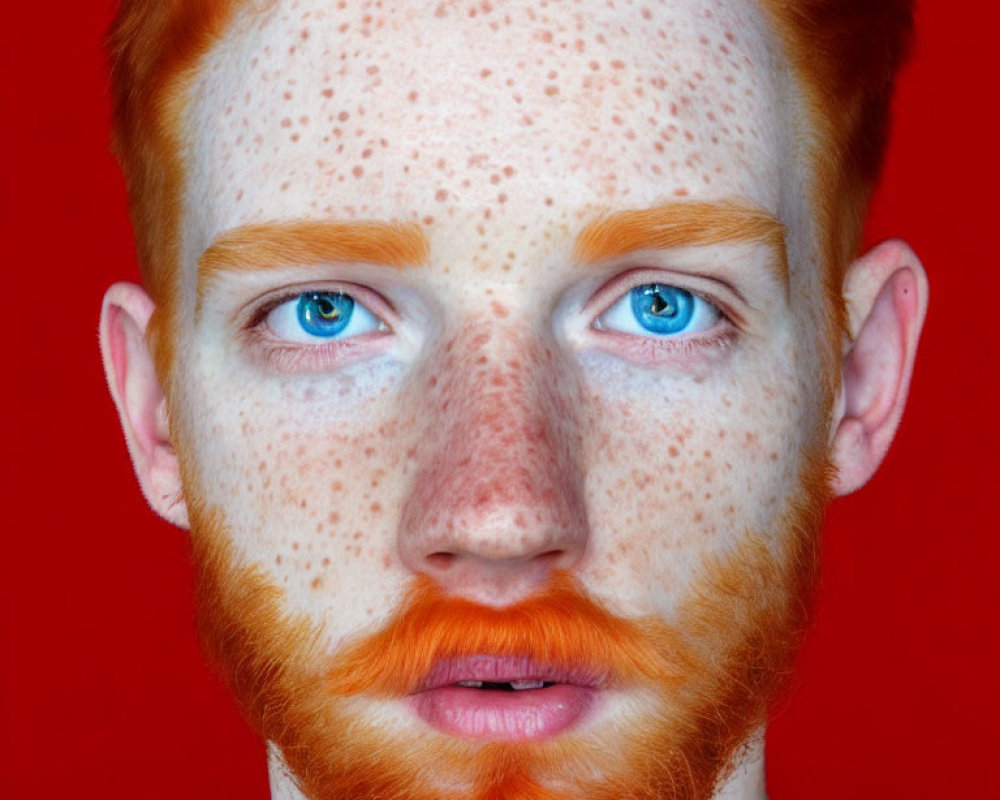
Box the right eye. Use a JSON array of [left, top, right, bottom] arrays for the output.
[[265, 291, 386, 344], [595, 283, 722, 338]]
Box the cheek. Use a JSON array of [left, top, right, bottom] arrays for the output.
[[575, 354, 808, 613], [176, 365, 419, 633]]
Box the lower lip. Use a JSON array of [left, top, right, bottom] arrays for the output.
[[413, 684, 596, 740]]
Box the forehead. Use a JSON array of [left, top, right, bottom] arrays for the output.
[[184, 0, 794, 247]]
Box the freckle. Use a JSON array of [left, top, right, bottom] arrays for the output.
[[370, 502, 382, 515], [283, 91, 293, 100], [290, 133, 300, 142], [332, 481, 343, 492], [280, 117, 292, 127], [352, 165, 363, 177], [322, 557, 331, 567], [668, 445, 679, 457], [673, 187, 689, 197], [588, 60, 600, 71], [545, 85, 559, 96], [610, 59, 625, 70], [275, 555, 282, 565], [338, 111, 350, 121], [422, 215, 435, 225], [364, 447, 375, 458], [498, 192, 508, 203], [362, 148, 372, 158], [544, 197, 553, 206], [435, 188, 449, 202], [321, 88, 334, 98], [408, 90, 418, 103], [491, 300, 508, 317], [292, 541, 300, 551], [280, 181, 291, 191], [311, 576, 322, 590]]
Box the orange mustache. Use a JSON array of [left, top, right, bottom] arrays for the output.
[[326, 571, 685, 698]]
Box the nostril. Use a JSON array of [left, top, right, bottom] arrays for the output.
[[426, 552, 456, 571]]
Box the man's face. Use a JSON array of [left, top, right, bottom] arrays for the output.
[[169, 0, 833, 796]]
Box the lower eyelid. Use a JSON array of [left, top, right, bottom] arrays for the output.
[[590, 324, 739, 366], [244, 326, 393, 373]]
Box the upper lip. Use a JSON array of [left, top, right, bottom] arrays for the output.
[[417, 655, 606, 692]]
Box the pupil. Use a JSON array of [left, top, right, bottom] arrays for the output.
[[649, 293, 675, 317], [317, 298, 339, 320]]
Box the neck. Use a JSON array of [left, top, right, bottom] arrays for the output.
[[266, 734, 769, 800]]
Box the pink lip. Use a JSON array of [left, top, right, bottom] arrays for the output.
[[413, 656, 601, 740]]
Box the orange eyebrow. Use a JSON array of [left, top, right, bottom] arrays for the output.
[[574, 199, 788, 287], [197, 219, 429, 302]]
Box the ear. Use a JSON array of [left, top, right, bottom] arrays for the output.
[[99, 283, 189, 528], [830, 239, 929, 496]]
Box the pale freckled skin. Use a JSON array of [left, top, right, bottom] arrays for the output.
[[166, 0, 838, 790]]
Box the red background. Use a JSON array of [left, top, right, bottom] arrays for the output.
[[2, 2, 997, 797]]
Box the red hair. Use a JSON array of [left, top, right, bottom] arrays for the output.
[[107, 0, 914, 368], [107, 0, 241, 376], [760, 0, 915, 340]]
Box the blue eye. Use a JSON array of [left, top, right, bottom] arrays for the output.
[[630, 284, 694, 334], [298, 292, 354, 337], [597, 282, 720, 337], [265, 290, 384, 343]]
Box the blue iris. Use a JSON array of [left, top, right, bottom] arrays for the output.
[[296, 292, 354, 337], [629, 284, 695, 334]]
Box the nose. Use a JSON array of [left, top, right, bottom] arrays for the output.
[[397, 325, 590, 605]]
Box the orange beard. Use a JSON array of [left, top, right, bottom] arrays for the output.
[[188, 454, 829, 800]]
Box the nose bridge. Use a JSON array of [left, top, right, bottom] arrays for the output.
[[398, 320, 589, 594]]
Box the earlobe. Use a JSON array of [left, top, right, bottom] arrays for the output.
[[831, 239, 929, 496], [99, 283, 189, 529]]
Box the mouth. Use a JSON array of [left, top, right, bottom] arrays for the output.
[[412, 655, 602, 740]]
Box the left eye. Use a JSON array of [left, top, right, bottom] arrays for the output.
[[265, 291, 385, 343], [596, 283, 721, 337]]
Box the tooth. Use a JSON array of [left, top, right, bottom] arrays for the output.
[[456, 680, 483, 688], [510, 680, 545, 690]]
